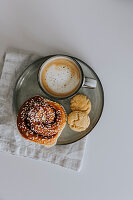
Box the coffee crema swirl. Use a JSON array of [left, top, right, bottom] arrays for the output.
[[41, 58, 81, 97]]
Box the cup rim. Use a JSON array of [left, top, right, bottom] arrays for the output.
[[38, 54, 84, 100]]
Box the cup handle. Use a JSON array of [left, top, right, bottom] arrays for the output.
[[83, 77, 97, 88]]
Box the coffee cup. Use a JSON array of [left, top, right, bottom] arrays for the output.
[[38, 55, 97, 99]]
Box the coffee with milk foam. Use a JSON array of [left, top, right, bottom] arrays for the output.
[[41, 58, 81, 97]]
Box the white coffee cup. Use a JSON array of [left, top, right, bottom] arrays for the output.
[[38, 55, 97, 99]]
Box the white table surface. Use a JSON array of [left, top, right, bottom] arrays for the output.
[[0, 0, 133, 199]]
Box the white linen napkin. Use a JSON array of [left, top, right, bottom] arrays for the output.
[[0, 48, 87, 171]]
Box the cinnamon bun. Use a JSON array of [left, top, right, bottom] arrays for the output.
[[17, 96, 67, 147]]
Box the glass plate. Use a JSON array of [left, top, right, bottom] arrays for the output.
[[13, 55, 104, 145]]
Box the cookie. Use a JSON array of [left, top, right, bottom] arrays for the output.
[[70, 94, 91, 114], [68, 111, 90, 132]]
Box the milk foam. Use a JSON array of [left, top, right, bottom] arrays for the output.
[[44, 64, 80, 95]]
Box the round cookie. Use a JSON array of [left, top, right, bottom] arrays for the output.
[[70, 94, 91, 114], [68, 111, 90, 132]]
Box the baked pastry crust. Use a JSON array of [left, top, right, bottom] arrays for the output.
[[70, 94, 91, 114], [68, 111, 90, 132], [17, 96, 66, 147]]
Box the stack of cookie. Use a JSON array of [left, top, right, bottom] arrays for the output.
[[68, 94, 91, 132]]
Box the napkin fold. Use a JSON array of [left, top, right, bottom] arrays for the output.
[[0, 48, 87, 171]]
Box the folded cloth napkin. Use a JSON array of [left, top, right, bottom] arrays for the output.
[[0, 48, 87, 171]]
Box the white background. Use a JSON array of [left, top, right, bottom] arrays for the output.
[[0, 0, 133, 200]]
